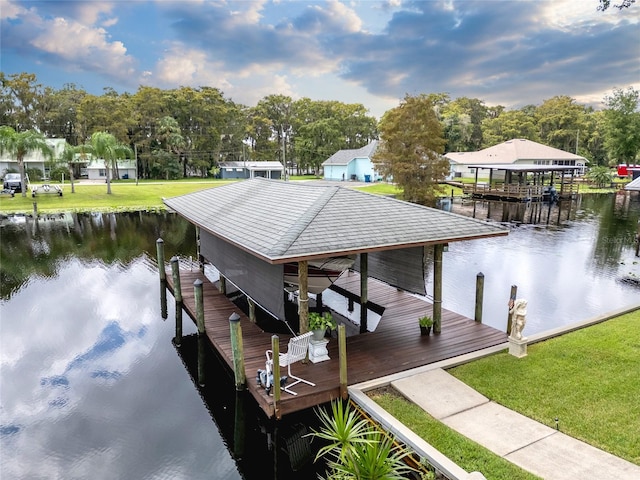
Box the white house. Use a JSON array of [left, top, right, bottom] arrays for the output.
[[322, 140, 379, 182], [445, 139, 587, 179], [0, 138, 66, 177], [85, 158, 137, 181]]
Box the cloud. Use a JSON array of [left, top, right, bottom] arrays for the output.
[[2, 1, 137, 87]]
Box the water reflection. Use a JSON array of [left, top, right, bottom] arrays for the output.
[[1, 257, 239, 480], [443, 192, 640, 334], [1, 193, 639, 479]]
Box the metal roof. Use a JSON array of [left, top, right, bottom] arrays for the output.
[[219, 161, 284, 171], [625, 176, 640, 191], [163, 178, 509, 264], [446, 139, 586, 165]]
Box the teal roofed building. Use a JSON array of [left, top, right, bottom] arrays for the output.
[[322, 140, 380, 182]]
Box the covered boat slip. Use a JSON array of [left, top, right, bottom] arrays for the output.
[[462, 164, 580, 202], [162, 178, 510, 417], [165, 269, 508, 419]]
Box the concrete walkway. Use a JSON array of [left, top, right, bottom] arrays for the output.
[[392, 368, 640, 480]]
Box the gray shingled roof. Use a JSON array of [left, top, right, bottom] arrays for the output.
[[163, 178, 508, 263], [322, 140, 378, 166]]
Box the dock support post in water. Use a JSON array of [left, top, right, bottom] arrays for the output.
[[475, 272, 484, 323], [271, 335, 282, 419], [433, 244, 443, 334], [156, 238, 167, 319], [507, 285, 518, 334], [170, 256, 183, 346], [194, 279, 206, 387], [229, 312, 246, 391], [359, 253, 368, 334], [338, 325, 348, 399]]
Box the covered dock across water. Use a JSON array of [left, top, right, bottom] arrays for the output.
[[463, 164, 580, 203], [162, 178, 509, 418]]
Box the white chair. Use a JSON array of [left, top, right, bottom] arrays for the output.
[[265, 331, 315, 396]]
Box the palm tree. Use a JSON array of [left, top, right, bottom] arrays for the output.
[[84, 132, 133, 194], [0, 126, 53, 197]]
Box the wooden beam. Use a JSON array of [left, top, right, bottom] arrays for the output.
[[360, 252, 368, 333], [298, 260, 309, 333]]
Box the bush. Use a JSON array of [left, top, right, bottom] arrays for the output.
[[25, 167, 42, 182], [48, 166, 69, 182]]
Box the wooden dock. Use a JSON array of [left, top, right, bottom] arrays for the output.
[[165, 269, 507, 419]]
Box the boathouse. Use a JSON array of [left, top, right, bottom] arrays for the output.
[[162, 178, 509, 418]]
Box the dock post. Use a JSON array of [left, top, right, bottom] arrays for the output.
[[338, 325, 348, 399], [219, 275, 227, 295], [271, 335, 281, 418], [156, 238, 167, 319], [433, 244, 443, 334], [229, 312, 246, 391], [156, 238, 166, 282], [507, 285, 518, 334], [359, 253, 368, 334], [194, 279, 206, 386], [248, 298, 256, 323], [170, 256, 183, 346], [475, 272, 484, 323]]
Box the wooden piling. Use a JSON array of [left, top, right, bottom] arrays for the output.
[[219, 275, 227, 294], [156, 238, 166, 282], [507, 285, 517, 334], [157, 239, 167, 319], [433, 244, 443, 334], [170, 256, 183, 346], [271, 335, 281, 418], [338, 324, 347, 399], [229, 312, 246, 391], [475, 272, 484, 323], [194, 279, 206, 386]]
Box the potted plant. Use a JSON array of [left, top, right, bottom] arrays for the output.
[[309, 311, 337, 341], [419, 315, 433, 336]]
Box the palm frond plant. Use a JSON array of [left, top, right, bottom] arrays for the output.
[[309, 399, 418, 480]]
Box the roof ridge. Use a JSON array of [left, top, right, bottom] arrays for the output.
[[268, 185, 340, 257]]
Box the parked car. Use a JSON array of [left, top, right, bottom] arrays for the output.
[[3, 173, 29, 192]]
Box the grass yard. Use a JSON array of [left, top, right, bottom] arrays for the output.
[[449, 310, 640, 465], [370, 389, 541, 480], [0, 180, 234, 214]]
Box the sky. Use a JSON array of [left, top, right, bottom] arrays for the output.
[[1, 0, 639, 119]]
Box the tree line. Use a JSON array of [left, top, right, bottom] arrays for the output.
[[1, 72, 639, 183]]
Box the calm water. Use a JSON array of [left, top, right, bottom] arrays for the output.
[[1, 192, 638, 479]]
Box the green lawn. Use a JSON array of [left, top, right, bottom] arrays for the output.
[[0, 180, 234, 214], [371, 310, 640, 478], [371, 389, 541, 480], [448, 310, 640, 465]]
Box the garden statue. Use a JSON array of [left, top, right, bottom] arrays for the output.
[[508, 298, 528, 341]]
